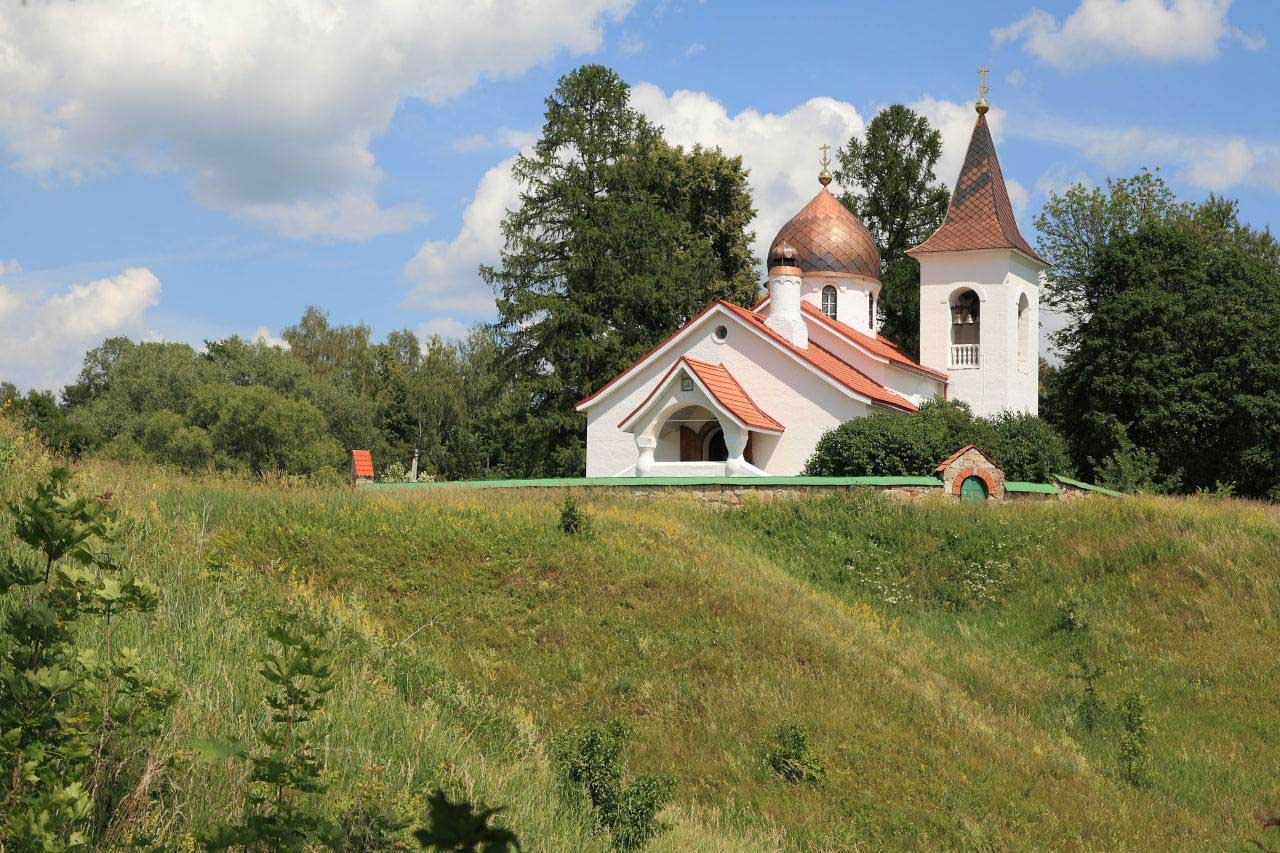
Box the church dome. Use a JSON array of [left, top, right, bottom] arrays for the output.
[[768, 186, 880, 277]]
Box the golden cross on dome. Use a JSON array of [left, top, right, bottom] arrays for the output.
[[976, 65, 991, 114], [818, 143, 832, 186]]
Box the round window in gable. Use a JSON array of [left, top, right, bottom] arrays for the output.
[[713, 324, 728, 342]]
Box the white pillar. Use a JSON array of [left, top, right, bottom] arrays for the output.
[[723, 423, 751, 477], [635, 434, 657, 477]]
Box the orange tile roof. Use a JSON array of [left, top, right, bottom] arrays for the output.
[[718, 301, 916, 412], [908, 112, 1046, 264], [935, 444, 975, 472], [682, 358, 785, 432], [351, 449, 374, 479], [798, 301, 949, 381]]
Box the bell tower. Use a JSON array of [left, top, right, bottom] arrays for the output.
[[906, 76, 1044, 417]]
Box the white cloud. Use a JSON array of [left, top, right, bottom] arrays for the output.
[[404, 153, 522, 314], [994, 0, 1261, 69], [1006, 178, 1030, 216], [685, 42, 706, 57], [407, 85, 866, 319], [416, 317, 470, 342], [0, 268, 161, 390], [403, 88, 1024, 332], [630, 83, 866, 267], [0, 0, 632, 240], [1034, 165, 1094, 198], [618, 33, 645, 55], [0, 259, 20, 277], [451, 129, 538, 155], [251, 326, 290, 349], [1030, 120, 1280, 192]]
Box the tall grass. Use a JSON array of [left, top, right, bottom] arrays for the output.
[[3, 424, 1278, 849]]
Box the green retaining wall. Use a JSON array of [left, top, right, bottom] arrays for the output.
[[361, 475, 945, 491]]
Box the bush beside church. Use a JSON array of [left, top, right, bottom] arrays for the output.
[[804, 399, 1072, 483]]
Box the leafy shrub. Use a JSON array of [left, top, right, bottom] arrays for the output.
[[553, 721, 674, 849], [559, 492, 590, 536], [202, 613, 338, 849], [0, 468, 175, 849], [380, 460, 411, 483], [1117, 691, 1152, 787], [804, 399, 1071, 483], [1091, 428, 1167, 494], [1054, 594, 1087, 634], [762, 723, 826, 785], [413, 790, 520, 851], [1069, 648, 1106, 734]]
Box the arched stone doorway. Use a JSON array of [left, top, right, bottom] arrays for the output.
[[960, 475, 989, 502]]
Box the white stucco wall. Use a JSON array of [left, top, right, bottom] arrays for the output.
[[798, 272, 881, 335], [581, 307, 875, 476], [917, 248, 1041, 417]]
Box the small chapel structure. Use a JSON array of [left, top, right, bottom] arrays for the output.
[[577, 92, 1046, 478]]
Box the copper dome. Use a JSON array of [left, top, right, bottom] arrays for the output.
[[768, 187, 881, 277]]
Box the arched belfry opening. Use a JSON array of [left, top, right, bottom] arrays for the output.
[[950, 289, 981, 368]]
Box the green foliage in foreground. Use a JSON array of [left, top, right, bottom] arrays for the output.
[[5, 418, 1280, 849], [554, 721, 675, 850], [0, 467, 175, 849], [804, 397, 1073, 483]]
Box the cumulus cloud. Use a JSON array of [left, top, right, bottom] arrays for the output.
[[404, 85, 868, 326], [0, 0, 632, 240], [630, 84, 867, 266], [417, 317, 470, 342], [0, 268, 161, 390], [404, 88, 1014, 332], [251, 326, 290, 349], [994, 0, 1263, 69], [404, 154, 522, 315], [0, 259, 20, 277], [1030, 120, 1280, 192]]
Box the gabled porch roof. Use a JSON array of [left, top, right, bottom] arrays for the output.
[[618, 356, 784, 435]]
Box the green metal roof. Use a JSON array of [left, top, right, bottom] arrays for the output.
[[1053, 475, 1125, 497], [362, 475, 945, 491], [1004, 481, 1060, 495]]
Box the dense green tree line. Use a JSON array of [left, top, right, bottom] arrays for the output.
[[3, 64, 1278, 496], [2, 313, 519, 480]]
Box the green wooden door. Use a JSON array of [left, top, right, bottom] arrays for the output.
[[960, 476, 989, 502]]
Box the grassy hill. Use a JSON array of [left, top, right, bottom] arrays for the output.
[[3, 426, 1279, 849]]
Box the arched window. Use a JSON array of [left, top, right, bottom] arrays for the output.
[[950, 289, 980, 367], [820, 285, 837, 319], [1017, 293, 1031, 369], [868, 294, 876, 332]]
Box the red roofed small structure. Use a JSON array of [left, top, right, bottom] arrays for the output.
[[350, 449, 374, 483]]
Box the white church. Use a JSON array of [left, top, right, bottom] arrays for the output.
[[576, 96, 1045, 478]]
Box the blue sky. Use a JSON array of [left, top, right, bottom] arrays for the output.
[[0, 0, 1276, 389]]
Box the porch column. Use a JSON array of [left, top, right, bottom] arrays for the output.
[[723, 422, 751, 476], [635, 434, 657, 477]]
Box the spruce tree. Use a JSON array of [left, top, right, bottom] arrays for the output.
[[483, 64, 759, 476], [834, 105, 949, 359]]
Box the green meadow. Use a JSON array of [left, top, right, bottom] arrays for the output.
[[3, 423, 1279, 849]]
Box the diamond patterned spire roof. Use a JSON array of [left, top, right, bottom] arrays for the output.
[[908, 112, 1046, 264]]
